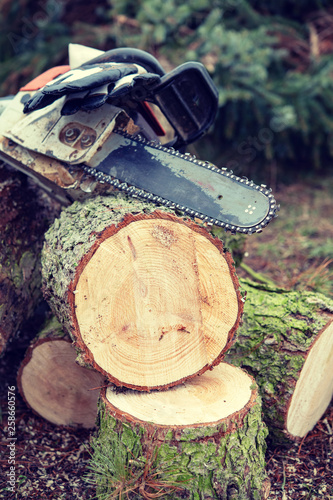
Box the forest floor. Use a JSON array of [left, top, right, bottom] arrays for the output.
[[0, 174, 332, 499]]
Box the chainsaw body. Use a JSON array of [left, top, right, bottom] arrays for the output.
[[0, 45, 278, 233]]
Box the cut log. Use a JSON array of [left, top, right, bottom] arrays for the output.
[[225, 279, 333, 442], [17, 316, 105, 428], [42, 194, 243, 391], [91, 362, 270, 499], [0, 162, 59, 355]]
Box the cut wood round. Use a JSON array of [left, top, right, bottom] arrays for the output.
[[94, 362, 270, 499], [225, 279, 333, 442], [0, 162, 59, 355], [17, 317, 104, 428], [42, 195, 243, 391]]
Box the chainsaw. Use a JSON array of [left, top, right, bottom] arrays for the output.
[[0, 45, 278, 234]]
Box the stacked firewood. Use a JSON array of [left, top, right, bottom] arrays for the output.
[[2, 160, 333, 499]]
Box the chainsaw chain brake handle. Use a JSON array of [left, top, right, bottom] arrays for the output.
[[85, 48, 166, 76], [83, 48, 219, 147]]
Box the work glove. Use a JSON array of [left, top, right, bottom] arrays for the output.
[[23, 62, 161, 115]]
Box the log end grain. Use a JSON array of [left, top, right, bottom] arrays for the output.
[[42, 195, 243, 391], [105, 362, 255, 428], [71, 212, 242, 390], [286, 319, 333, 438], [18, 338, 105, 428]]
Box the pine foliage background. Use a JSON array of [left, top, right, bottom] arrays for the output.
[[1, 0, 333, 177]]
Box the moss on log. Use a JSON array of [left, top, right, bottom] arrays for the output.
[[225, 279, 333, 442], [41, 194, 243, 391], [0, 162, 58, 355], [90, 363, 270, 500]]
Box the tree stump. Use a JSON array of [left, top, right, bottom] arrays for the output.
[[17, 317, 104, 428], [42, 195, 243, 391], [225, 279, 333, 442], [0, 162, 58, 355], [91, 362, 270, 500]]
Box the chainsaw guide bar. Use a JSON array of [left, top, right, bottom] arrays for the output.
[[83, 128, 278, 234]]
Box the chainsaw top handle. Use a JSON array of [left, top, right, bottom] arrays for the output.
[[83, 48, 219, 148], [83, 47, 166, 76]]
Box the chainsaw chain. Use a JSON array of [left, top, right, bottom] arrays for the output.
[[82, 129, 279, 234]]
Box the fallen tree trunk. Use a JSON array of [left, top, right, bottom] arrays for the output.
[[91, 362, 270, 500], [0, 162, 59, 355], [225, 279, 333, 442], [42, 194, 243, 391], [17, 316, 105, 428]]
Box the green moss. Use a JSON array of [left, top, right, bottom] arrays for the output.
[[88, 400, 269, 499], [38, 316, 67, 340], [0, 303, 5, 322], [225, 279, 333, 442]]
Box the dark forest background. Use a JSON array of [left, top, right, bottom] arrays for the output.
[[1, 0, 333, 184]]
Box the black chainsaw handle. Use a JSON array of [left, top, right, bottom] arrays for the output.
[[82, 47, 166, 76], [151, 62, 219, 147], [83, 48, 219, 147]]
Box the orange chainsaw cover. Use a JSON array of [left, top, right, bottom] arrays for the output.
[[20, 66, 71, 91]]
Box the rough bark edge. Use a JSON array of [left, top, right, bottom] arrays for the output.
[[94, 373, 270, 499], [225, 279, 333, 443], [67, 210, 243, 391]]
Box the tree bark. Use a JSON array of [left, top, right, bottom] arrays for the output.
[[225, 279, 333, 442], [17, 316, 105, 428], [92, 362, 270, 500], [0, 162, 59, 355], [42, 194, 243, 391]]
